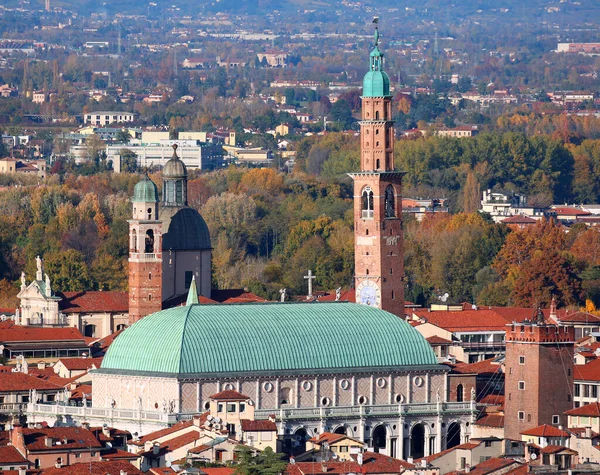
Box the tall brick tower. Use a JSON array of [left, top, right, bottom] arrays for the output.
[[128, 175, 163, 325], [504, 312, 575, 440], [349, 20, 405, 317]]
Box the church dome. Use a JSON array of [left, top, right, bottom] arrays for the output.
[[100, 302, 438, 376], [163, 145, 187, 178], [132, 176, 159, 203], [362, 70, 390, 98], [162, 207, 211, 251]]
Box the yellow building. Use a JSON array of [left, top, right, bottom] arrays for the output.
[[306, 432, 366, 461]]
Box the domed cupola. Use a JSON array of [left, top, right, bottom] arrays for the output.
[[163, 144, 187, 207]]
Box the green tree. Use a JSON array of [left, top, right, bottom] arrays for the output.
[[234, 446, 286, 475], [329, 99, 354, 129], [119, 149, 138, 173], [44, 249, 95, 291]]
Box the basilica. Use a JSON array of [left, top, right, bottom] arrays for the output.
[[26, 24, 476, 461]]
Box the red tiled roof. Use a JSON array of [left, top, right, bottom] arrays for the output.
[[187, 444, 211, 454], [540, 444, 574, 454], [240, 419, 276, 432], [553, 207, 591, 216], [21, 426, 102, 451], [426, 335, 453, 345], [568, 427, 600, 438], [101, 448, 140, 460], [316, 289, 356, 303], [520, 424, 570, 438], [69, 384, 92, 400], [502, 215, 537, 224], [39, 460, 144, 475], [57, 291, 129, 313], [200, 469, 236, 475], [141, 431, 201, 458], [90, 330, 123, 356], [419, 443, 480, 464], [149, 469, 177, 475], [565, 401, 600, 416], [134, 420, 193, 445], [0, 445, 28, 463], [412, 309, 513, 332], [308, 432, 347, 445], [574, 359, 600, 382], [0, 321, 84, 342], [475, 414, 504, 428], [209, 390, 249, 400], [450, 458, 522, 475], [211, 289, 266, 303], [222, 292, 266, 304], [57, 357, 103, 371], [479, 394, 504, 406], [0, 373, 62, 392], [288, 451, 413, 475], [450, 358, 502, 376]]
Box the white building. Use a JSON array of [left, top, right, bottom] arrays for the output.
[[84, 111, 137, 127]]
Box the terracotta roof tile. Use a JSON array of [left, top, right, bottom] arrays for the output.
[[188, 444, 211, 454], [199, 469, 236, 475], [140, 431, 201, 458], [450, 458, 522, 475], [412, 309, 513, 332], [565, 401, 600, 416], [568, 427, 600, 438], [57, 358, 103, 371], [21, 426, 102, 451], [57, 291, 128, 313], [574, 359, 600, 382], [475, 415, 505, 428], [0, 373, 62, 392], [0, 321, 85, 342], [449, 358, 502, 376], [39, 460, 144, 475], [209, 390, 249, 400], [101, 448, 139, 460], [540, 444, 573, 454], [520, 424, 570, 438], [479, 394, 504, 406], [133, 420, 193, 445], [240, 420, 276, 432], [288, 451, 413, 475], [502, 215, 537, 224], [426, 335, 453, 345], [0, 445, 28, 463]]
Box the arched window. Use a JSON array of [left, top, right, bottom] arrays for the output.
[[147, 207, 152, 220], [375, 110, 380, 120], [385, 185, 395, 218], [131, 231, 138, 252], [376, 159, 380, 169], [361, 187, 374, 218], [280, 387, 292, 405], [145, 229, 154, 253], [456, 384, 464, 402]]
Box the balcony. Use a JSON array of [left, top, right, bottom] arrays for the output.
[[254, 402, 475, 420], [458, 341, 505, 351], [0, 403, 27, 414]]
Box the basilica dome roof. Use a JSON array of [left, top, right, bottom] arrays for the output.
[[162, 207, 211, 251], [100, 302, 437, 376]]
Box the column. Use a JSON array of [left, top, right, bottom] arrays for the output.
[[275, 379, 280, 410], [388, 375, 393, 404], [255, 379, 260, 409], [295, 379, 300, 408], [406, 374, 411, 403], [370, 375, 374, 405], [333, 376, 338, 406], [351, 376, 356, 406], [314, 377, 318, 407], [425, 373, 430, 403]]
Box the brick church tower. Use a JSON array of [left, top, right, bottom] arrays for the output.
[[128, 175, 163, 325], [504, 310, 575, 440], [349, 20, 404, 317]]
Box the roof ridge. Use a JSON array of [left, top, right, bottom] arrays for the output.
[[177, 304, 193, 374]]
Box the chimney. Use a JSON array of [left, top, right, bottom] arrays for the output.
[[120, 471, 128, 475], [421, 459, 427, 468], [102, 426, 110, 438], [55, 460, 62, 468], [11, 425, 25, 455], [550, 296, 557, 320], [18, 466, 26, 475], [465, 464, 471, 474], [81, 422, 90, 430], [45, 436, 53, 447], [586, 427, 592, 438], [407, 457, 413, 464], [144, 441, 153, 452], [152, 442, 160, 455], [37, 361, 45, 370]]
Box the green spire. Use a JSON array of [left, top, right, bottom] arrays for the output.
[[186, 275, 199, 306], [362, 19, 391, 97]]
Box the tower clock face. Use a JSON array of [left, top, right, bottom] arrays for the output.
[[356, 280, 381, 308]]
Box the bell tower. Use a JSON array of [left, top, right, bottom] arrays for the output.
[[349, 20, 405, 317], [128, 175, 163, 325]]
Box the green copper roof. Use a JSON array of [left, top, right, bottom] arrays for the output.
[[362, 25, 391, 98], [363, 70, 390, 97], [132, 176, 159, 203], [100, 302, 437, 376]]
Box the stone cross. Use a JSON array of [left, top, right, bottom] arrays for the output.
[[304, 270, 316, 299]]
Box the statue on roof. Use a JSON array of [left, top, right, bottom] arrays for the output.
[[279, 288, 287, 302], [535, 306, 545, 324], [35, 255, 43, 281], [20, 272, 26, 290], [335, 287, 342, 301]]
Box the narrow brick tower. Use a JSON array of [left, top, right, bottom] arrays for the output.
[[504, 311, 575, 440], [349, 19, 405, 317], [128, 175, 163, 325]]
